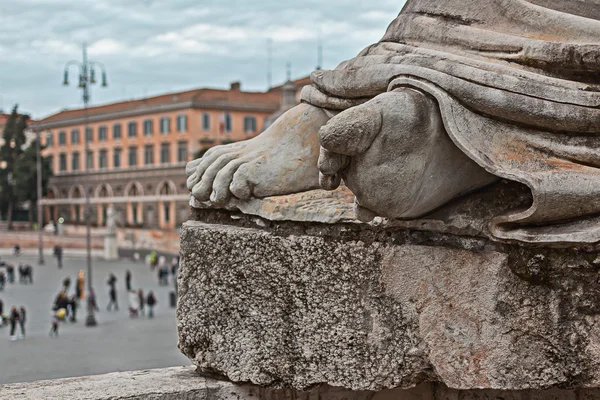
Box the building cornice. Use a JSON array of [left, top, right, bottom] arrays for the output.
[[32, 100, 279, 131], [49, 163, 187, 181]]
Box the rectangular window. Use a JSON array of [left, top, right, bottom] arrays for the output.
[[177, 114, 187, 133], [71, 129, 80, 145], [128, 122, 137, 138], [128, 146, 137, 167], [177, 141, 188, 163], [113, 147, 122, 168], [86, 127, 93, 143], [144, 120, 153, 136], [244, 116, 257, 133], [225, 113, 232, 133], [72, 152, 80, 171], [59, 131, 66, 146], [46, 132, 53, 148], [59, 153, 67, 171], [113, 124, 122, 140], [47, 155, 53, 173], [160, 143, 171, 164], [86, 150, 94, 170], [202, 113, 210, 131], [99, 150, 108, 169], [99, 126, 108, 141], [144, 144, 154, 165], [160, 117, 170, 134]]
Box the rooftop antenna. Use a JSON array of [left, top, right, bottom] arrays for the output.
[[267, 38, 273, 89], [286, 62, 292, 81], [316, 26, 323, 70]]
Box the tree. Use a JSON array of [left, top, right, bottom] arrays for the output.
[[0, 106, 27, 230], [13, 138, 53, 227]]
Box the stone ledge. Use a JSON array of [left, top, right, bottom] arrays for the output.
[[3, 367, 600, 400]]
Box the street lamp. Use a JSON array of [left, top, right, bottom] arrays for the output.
[[36, 130, 44, 265], [63, 43, 108, 327]]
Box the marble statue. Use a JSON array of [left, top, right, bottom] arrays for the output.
[[187, 0, 600, 245]]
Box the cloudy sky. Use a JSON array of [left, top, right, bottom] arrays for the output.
[[0, 0, 405, 119]]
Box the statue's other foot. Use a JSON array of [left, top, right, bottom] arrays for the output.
[[318, 88, 498, 221], [186, 104, 330, 205]]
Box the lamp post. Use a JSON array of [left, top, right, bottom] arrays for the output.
[[63, 43, 108, 327], [36, 131, 44, 265]]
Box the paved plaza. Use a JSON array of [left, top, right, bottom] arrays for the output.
[[0, 252, 190, 384]]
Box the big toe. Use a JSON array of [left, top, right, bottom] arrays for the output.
[[318, 104, 382, 156]]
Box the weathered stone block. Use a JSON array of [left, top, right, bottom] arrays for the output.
[[178, 218, 600, 392]]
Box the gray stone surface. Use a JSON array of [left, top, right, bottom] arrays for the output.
[[178, 219, 600, 392], [5, 366, 600, 400]]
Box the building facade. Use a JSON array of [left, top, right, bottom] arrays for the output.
[[34, 78, 308, 230]]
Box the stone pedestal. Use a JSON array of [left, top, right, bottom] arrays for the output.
[[104, 234, 118, 261], [178, 210, 600, 394]]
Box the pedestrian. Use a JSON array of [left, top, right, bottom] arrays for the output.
[[18, 306, 26, 339], [9, 306, 19, 340], [25, 265, 33, 284], [128, 290, 139, 317], [76, 270, 85, 300], [53, 245, 63, 269], [149, 251, 158, 270], [89, 289, 99, 312], [138, 289, 145, 317], [68, 296, 78, 322], [13, 244, 21, 256], [146, 291, 157, 318], [0, 272, 5, 291], [18, 264, 24, 283], [6, 264, 14, 283], [63, 276, 71, 292], [107, 274, 118, 311], [171, 257, 179, 284], [125, 270, 132, 292], [49, 309, 65, 337], [54, 290, 69, 313], [0, 298, 4, 326]]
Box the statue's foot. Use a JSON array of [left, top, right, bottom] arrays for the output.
[[186, 104, 330, 205], [318, 88, 498, 221]]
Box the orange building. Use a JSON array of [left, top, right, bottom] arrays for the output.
[[33, 78, 309, 230]]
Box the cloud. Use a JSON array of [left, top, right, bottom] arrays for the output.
[[0, 0, 405, 118]]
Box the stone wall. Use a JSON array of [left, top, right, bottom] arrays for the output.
[[177, 214, 600, 392]]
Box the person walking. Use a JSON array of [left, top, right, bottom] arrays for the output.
[[0, 272, 5, 291], [49, 309, 65, 337], [6, 264, 14, 283], [128, 290, 139, 318], [149, 251, 158, 270], [18, 306, 26, 339], [138, 289, 145, 317], [146, 291, 157, 318], [76, 270, 85, 300], [68, 296, 78, 322], [89, 289, 99, 312], [9, 306, 19, 341], [0, 298, 4, 327], [25, 265, 33, 284], [63, 276, 71, 293], [107, 274, 118, 311], [53, 245, 63, 269], [53, 291, 69, 321], [125, 270, 132, 292]]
